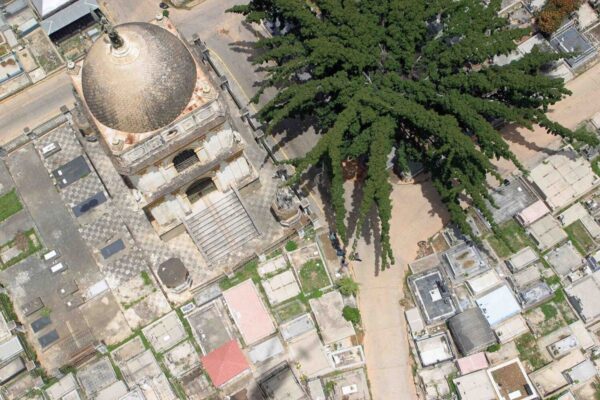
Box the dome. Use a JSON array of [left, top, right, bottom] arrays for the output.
[[81, 22, 197, 134]]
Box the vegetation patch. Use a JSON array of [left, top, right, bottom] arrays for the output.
[[565, 220, 596, 255], [0, 229, 42, 269], [516, 333, 548, 371], [486, 343, 501, 353], [541, 303, 558, 320], [219, 259, 259, 290], [487, 220, 533, 258], [342, 306, 361, 325], [0, 190, 23, 223], [273, 299, 306, 323], [336, 276, 359, 296], [285, 240, 298, 252], [298, 259, 330, 293], [229, 0, 599, 267]]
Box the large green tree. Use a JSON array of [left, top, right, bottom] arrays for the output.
[[229, 0, 596, 269]]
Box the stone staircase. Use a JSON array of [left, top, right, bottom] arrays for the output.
[[184, 190, 259, 263]]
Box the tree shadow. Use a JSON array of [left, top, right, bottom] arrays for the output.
[[270, 117, 321, 157], [501, 124, 559, 156]]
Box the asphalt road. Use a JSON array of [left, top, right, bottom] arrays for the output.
[[0, 72, 75, 146]]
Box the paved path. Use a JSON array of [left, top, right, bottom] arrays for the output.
[[348, 180, 449, 400], [0, 72, 74, 146]]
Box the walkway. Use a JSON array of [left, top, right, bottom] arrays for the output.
[[350, 180, 449, 400]]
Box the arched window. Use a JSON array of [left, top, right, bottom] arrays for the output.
[[186, 178, 216, 204], [173, 149, 199, 173]]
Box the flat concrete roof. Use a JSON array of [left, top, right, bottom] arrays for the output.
[[545, 242, 583, 276], [512, 264, 542, 289], [46, 373, 78, 400], [141, 311, 186, 353], [494, 314, 530, 344], [248, 336, 284, 364], [410, 268, 456, 324], [261, 367, 306, 400], [530, 351, 586, 397], [566, 272, 600, 323], [0, 336, 23, 364], [529, 151, 598, 211], [309, 291, 355, 344], [517, 200, 550, 227], [488, 178, 538, 224], [415, 333, 453, 367], [288, 330, 332, 378], [261, 270, 300, 306], [528, 215, 568, 251], [507, 247, 539, 272], [456, 352, 488, 375], [405, 307, 425, 338], [476, 284, 521, 326], [466, 269, 502, 295], [454, 370, 497, 400], [444, 244, 488, 280], [223, 279, 275, 345], [279, 313, 315, 342]]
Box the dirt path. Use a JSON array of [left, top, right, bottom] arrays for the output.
[[350, 180, 449, 400]]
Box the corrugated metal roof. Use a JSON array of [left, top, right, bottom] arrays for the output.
[[40, 0, 98, 36]]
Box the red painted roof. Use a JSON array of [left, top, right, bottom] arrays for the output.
[[201, 340, 249, 387]]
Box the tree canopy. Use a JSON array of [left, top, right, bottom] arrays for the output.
[[229, 0, 596, 269]]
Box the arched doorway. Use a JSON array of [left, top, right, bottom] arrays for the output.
[[173, 149, 199, 173], [186, 178, 216, 204]]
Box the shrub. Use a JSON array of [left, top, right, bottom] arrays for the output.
[[486, 343, 501, 352], [337, 276, 359, 296], [342, 306, 361, 325], [285, 240, 298, 252]]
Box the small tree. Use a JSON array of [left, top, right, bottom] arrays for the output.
[[342, 306, 361, 325], [285, 240, 298, 252], [337, 276, 359, 297]]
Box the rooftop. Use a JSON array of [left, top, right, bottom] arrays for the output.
[[279, 313, 315, 342], [223, 279, 275, 345], [444, 243, 488, 280], [488, 359, 538, 400], [476, 284, 521, 327], [288, 330, 332, 378], [545, 242, 583, 276], [528, 215, 568, 251], [506, 247, 539, 272], [566, 272, 600, 323], [247, 336, 284, 365], [410, 268, 456, 324], [529, 150, 598, 211], [141, 311, 186, 353], [405, 307, 426, 339], [456, 352, 489, 375], [530, 350, 586, 397], [550, 24, 597, 70], [488, 178, 537, 224], [454, 370, 497, 400], [309, 290, 355, 344], [466, 269, 502, 295], [156, 258, 189, 289], [494, 314, 530, 344], [260, 367, 307, 400], [516, 200, 551, 227], [519, 281, 553, 308], [201, 340, 249, 388], [448, 308, 497, 356], [415, 333, 454, 367]]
